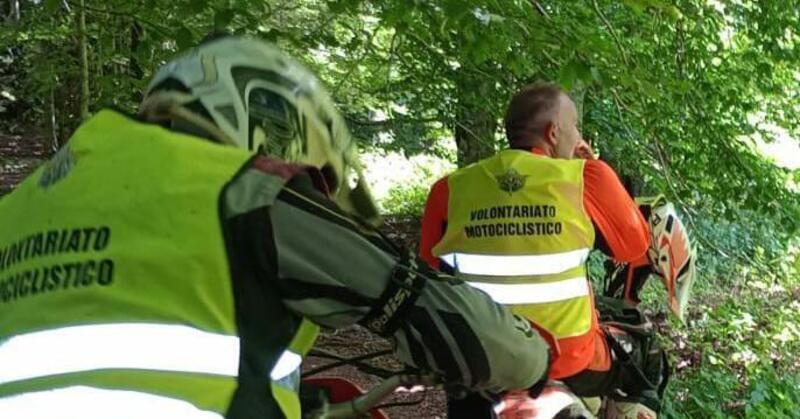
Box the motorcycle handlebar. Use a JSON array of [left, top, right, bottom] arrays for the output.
[[321, 373, 439, 419]]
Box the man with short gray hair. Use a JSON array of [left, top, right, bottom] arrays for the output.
[[421, 83, 665, 418]]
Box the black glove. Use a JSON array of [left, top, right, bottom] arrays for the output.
[[528, 350, 551, 398]]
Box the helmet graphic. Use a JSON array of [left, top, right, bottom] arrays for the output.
[[639, 196, 696, 321], [140, 36, 380, 224]]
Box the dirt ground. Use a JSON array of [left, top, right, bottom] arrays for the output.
[[0, 133, 50, 196], [304, 325, 447, 419]]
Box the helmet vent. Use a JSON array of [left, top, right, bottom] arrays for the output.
[[231, 66, 304, 101], [214, 104, 239, 130], [248, 88, 302, 156]]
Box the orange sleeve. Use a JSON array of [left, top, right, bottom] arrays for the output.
[[419, 176, 449, 269], [583, 160, 649, 263]]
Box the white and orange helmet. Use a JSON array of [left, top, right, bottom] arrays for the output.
[[639, 196, 696, 321], [140, 36, 380, 225]]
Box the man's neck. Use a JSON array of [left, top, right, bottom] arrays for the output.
[[530, 146, 550, 157], [510, 140, 554, 157]]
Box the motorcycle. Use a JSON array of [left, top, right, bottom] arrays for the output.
[[299, 346, 594, 419], [301, 196, 695, 419], [300, 347, 439, 419]]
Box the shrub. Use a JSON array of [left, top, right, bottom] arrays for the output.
[[381, 182, 430, 217]]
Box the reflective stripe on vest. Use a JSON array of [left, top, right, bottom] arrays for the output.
[[439, 248, 590, 277], [271, 318, 320, 419], [0, 323, 306, 388], [467, 276, 589, 304], [0, 386, 223, 419], [0, 323, 240, 385], [270, 350, 303, 381]]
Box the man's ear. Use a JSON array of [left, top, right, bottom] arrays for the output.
[[543, 121, 558, 148]]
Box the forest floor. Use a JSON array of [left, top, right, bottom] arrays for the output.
[[305, 325, 447, 418], [0, 133, 51, 196]]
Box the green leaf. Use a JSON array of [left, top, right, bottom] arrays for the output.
[[558, 60, 591, 91], [621, 0, 648, 14], [590, 67, 604, 86], [175, 26, 194, 51], [261, 28, 280, 42], [665, 5, 683, 20], [576, 62, 593, 84], [214, 8, 235, 29], [558, 64, 577, 91], [381, 5, 407, 27], [328, 0, 353, 14], [488, 13, 506, 24], [43, 0, 60, 13], [188, 0, 209, 14]]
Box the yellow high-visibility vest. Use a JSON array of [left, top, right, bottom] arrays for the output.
[[0, 110, 317, 419], [433, 149, 595, 339]]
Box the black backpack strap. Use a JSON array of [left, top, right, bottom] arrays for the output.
[[596, 296, 670, 413]]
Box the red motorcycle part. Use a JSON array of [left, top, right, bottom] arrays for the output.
[[302, 377, 390, 419]]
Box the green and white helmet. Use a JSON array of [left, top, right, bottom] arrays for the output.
[[141, 36, 380, 224]]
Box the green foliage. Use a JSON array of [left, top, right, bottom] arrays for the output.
[[692, 209, 792, 290], [662, 369, 740, 418], [661, 236, 800, 417], [379, 157, 441, 216], [2, 1, 800, 416], [5, 0, 796, 234], [381, 182, 429, 217], [745, 370, 800, 418]]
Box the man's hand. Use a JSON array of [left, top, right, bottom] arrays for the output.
[[573, 138, 596, 160]]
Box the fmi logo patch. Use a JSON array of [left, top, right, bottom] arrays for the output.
[[39, 146, 76, 189], [495, 168, 528, 195]]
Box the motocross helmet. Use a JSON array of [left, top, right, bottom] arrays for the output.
[[638, 195, 696, 321], [139, 36, 380, 225]]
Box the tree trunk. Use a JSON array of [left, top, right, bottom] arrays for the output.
[[571, 81, 587, 128], [454, 70, 497, 167], [50, 79, 60, 151], [9, 0, 19, 21], [129, 21, 144, 79], [77, 0, 90, 121], [455, 108, 496, 167]]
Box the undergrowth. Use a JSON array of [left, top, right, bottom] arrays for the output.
[[382, 186, 800, 418]]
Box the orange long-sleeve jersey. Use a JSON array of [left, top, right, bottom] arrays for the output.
[[418, 148, 650, 379]]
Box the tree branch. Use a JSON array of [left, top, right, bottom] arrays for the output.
[[609, 90, 734, 257], [65, 0, 171, 39], [333, 27, 378, 97], [591, 0, 631, 67], [77, 0, 89, 121], [528, 0, 550, 19], [346, 116, 441, 127], [541, 49, 561, 67]]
